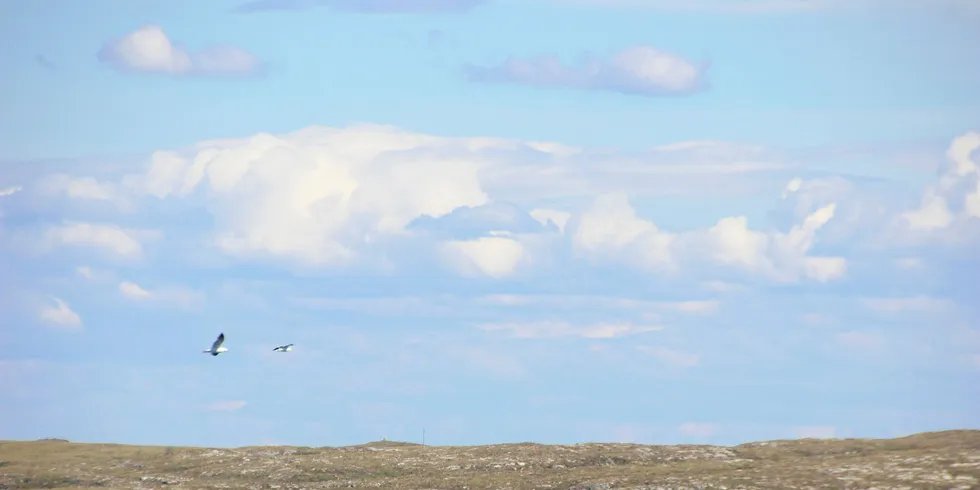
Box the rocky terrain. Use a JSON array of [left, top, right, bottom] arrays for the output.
[[2, 430, 979, 489]]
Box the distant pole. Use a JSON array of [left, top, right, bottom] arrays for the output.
[[422, 428, 425, 446]]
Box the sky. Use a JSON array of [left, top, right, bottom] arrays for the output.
[[0, 0, 978, 449]]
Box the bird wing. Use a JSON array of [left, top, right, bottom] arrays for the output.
[[211, 333, 225, 351]]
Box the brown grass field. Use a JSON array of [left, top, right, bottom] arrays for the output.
[[2, 430, 979, 489]]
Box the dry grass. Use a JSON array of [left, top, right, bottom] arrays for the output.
[[2, 431, 979, 489]]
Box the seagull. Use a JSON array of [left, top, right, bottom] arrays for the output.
[[273, 343, 293, 352], [203, 333, 228, 356]]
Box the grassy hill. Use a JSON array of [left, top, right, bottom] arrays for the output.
[[2, 430, 979, 489]]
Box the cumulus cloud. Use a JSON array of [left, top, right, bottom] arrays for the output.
[[98, 25, 262, 77], [465, 45, 708, 97], [0, 185, 22, 197], [234, 0, 486, 13], [113, 125, 497, 267], [73, 126, 789, 272], [16, 124, 980, 287], [409, 201, 549, 239], [529, 209, 572, 233], [899, 131, 980, 241], [477, 320, 663, 339], [570, 191, 846, 283], [38, 297, 82, 328], [781, 130, 980, 249], [6, 124, 803, 282], [119, 280, 205, 309], [441, 235, 529, 279]]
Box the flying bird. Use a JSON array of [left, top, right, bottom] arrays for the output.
[[273, 343, 293, 352], [203, 333, 228, 356]]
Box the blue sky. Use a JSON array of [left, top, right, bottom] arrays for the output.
[[0, 0, 978, 448]]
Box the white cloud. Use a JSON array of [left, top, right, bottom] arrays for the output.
[[119, 281, 151, 299], [119, 125, 492, 267], [478, 320, 663, 339], [75, 265, 115, 283], [0, 185, 22, 197], [38, 297, 82, 328], [118, 280, 205, 309], [42, 174, 115, 201], [98, 25, 261, 77], [44, 222, 151, 259], [636, 345, 700, 367], [441, 236, 527, 279], [795, 425, 837, 439], [782, 130, 980, 248], [466, 44, 707, 97], [529, 208, 571, 233], [38, 174, 134, 213], [572, 191, 846, 282], [24, 124, 980, 286], [34, 124, 802, 276], [678, 422, 717, 437], [899, 131, 980, 239]]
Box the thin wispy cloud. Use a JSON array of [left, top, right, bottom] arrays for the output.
[[118, 280, 205, 309], [43, 222, 152, 259], [465, 45, 709, 97], [38, 297, 82, 329], [477, 321, 664, 339]]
